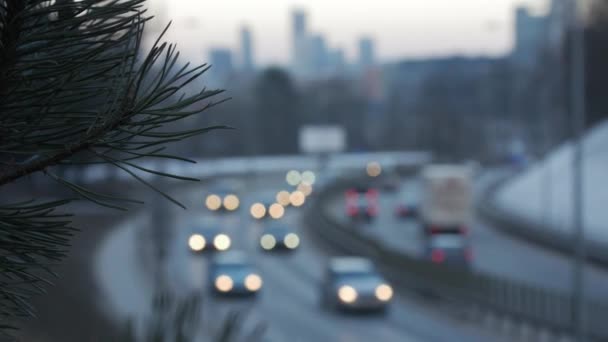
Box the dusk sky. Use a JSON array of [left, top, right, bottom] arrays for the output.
[[147, 0, 549, 66]]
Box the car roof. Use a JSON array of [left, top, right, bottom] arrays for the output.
[[329, 257, 375, 273], [212, 251, 249, 265]]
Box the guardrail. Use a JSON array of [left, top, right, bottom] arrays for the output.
[[306, 177, 608, 341]]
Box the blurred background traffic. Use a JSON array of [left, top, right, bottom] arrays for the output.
[[12, 0, 608, 341]]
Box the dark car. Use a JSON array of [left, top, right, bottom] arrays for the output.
[[395, 202, 419, 219], [259, 225, 300, 252], [209, 251, 263, 296], [345, 187, 379, 222], [320, 257, 393, 312], [187, 227, 232, 253], [424, 234, 472, 268]]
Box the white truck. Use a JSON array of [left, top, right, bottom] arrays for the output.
[[420, 164, 473, 235]]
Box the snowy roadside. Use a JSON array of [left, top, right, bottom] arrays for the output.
[[482, 121, 608, 264]]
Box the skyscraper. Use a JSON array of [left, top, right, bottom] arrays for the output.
[[240, 26, 254, 72], [209, 48, 233, 86], [310, 34, 328, 75], [358, 37, 375, 69], [292, 9, 308, 75]]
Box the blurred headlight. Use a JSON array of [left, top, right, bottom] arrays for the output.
[[215, 275, 233, 292], [205, 194, 222, 211], [284, 233, 300, 249], [244, 274, 263, 292], [338, 285, 358, 303], [276, 191, 291, 207], [375, 284, 393, 302], [213, 234, 231, 251], [269, 203, 285, 219], [260, 234, 276, 250], [366, 161, 382, 177], [223, 194, 240, 211], [188, 234, 206, 252], [289, 191, 306, 207], [250, 203, 266, 219], [297, 183, 313, 196], [301, 170, 316, 185], [286, 170, 302, 186]]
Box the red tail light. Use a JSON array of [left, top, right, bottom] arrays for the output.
[[345, 189, 357, 197], [366, 189, 379, 199], [367, 206, 378, 216], [429, 226, 440, 235], [431, 249, 445, 263], [347, 206, 359, 216]]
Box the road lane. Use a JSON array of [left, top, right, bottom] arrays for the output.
[[160, 174, 501, 341], [326, 171, 608, 303]]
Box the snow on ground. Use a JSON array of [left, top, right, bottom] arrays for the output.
[[495, 120, 608, 245]]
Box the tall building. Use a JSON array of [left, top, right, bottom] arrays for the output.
[[358, 37, 375, 69], [512, 7, 548, 67], [240, 26, 254, 72], [292, 9, 309, 75], [209, 48, 233, 86], [328, 48, 346, 74], [310, 34, 328, 75]]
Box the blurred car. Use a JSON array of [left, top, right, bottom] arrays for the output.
[[187, 227, 232, 253], [394, 202, 419, 219], [424, 234, 472, 268], [250, 198, 285, 220], [209, 251, 263, 296], [320, 257, 393, 312], [345, 187, 379, 222], [259, 225, 300, 252], [205, 182, 241, 212]]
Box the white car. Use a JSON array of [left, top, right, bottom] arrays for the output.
[[209, 251, 263, 296], [320, 257, 393, 312]]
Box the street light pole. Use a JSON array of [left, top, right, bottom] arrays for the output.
[[570, 0, 586, 340]]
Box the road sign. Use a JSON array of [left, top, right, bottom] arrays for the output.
[[299, 125, 346, 154]]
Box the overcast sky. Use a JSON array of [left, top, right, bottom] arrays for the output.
[[146, 0, 549, 66]]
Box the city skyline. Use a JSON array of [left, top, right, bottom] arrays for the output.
[[148, 0, 549, 66]]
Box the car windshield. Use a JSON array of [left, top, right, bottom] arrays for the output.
[[431, 236, 466, 249]]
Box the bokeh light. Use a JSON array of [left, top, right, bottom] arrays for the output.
[[223, 194, 240, 211], [215, 275, 233, 292], [286, 170, 302, 186], [297, 183, 313, 196], [289, 191, 306, 207], [213, 234, 231, 251], [250, 202, 267, 219], [366, 161, 382, 177], [301, 170, 316, 185], [284, 233, 300, 249], [205, 194, 222, 211], [269, 203, 285, 219], [188, 234, 206, 251], [276, 190, 291, 206], [260, 234, 276, 250]]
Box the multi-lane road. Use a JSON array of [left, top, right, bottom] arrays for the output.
[[326, 170, 608, 302], [160, 174, 502, 341]]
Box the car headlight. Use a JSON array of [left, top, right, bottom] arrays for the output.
[[338, 285, 358, 303], [284, 233, 300, 249], [206, 194, 222, 211], [250, 203, 266, 219], [223, 194, 240, 211], [215, 275, 233, 292], [188, 234, 206, 251], [375, 284, 393, 302], [213, 234, 231, 251], [244, 274, 263, 292], [260, 234, 276, 250], [268, 203, 285, 219]]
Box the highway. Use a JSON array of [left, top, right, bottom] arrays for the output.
[[157, 173, 503, 341], [325, 170, 608, 302]]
